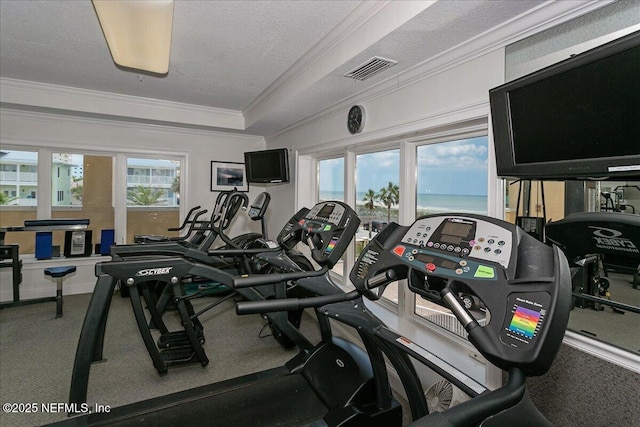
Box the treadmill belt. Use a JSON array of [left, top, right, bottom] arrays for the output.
[[101, 374, 327, 427]]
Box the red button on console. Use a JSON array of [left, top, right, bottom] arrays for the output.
[[392, 245, 406, 257], [426, 263, 436, 272]]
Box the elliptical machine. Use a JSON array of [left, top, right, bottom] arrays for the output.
[[112, 190, 257, 263], [68, 201, 361, 407], [133, 204, 210, 245]]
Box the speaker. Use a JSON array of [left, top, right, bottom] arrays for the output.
[[35, 232, 53, 260], [100, 229, 115, 255]]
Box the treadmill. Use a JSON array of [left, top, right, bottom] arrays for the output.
[[57, 213, 571, 426]]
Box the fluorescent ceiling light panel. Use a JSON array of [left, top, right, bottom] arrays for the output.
[[93, 0, 174, 74]]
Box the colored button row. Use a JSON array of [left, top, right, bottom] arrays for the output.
[[474, 246, 502, 254], [426, 241, 470, 255], [471, 238, 506, 246]]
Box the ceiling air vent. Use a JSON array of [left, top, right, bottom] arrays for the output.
[[344, 56, 398, 81]]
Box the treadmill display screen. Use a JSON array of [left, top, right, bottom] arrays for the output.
[[317, 204, 334, 218], [440, 221, 473, 245]]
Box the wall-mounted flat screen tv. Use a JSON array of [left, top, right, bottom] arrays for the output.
[[244, 148, 290, 183], [490, 30, 640, 180]]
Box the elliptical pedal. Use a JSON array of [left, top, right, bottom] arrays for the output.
[[157, 328, 205, 349], [160, 347, 207, 366]]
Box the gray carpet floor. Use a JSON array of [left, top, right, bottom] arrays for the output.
[[2, 279, 637, 427], [527, 344, 640, 427], [0, 291, 321, 427]]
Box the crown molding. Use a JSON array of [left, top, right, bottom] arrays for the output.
[[268, 0, 614, 141], [243, 0, 436, 129], [0, 106, 264, 143], [0, 77, 245, 130]]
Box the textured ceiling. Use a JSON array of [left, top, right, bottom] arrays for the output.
[[0, 0, 356, 110], [0, 0, 610, 137]]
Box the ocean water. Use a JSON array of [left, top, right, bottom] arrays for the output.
[[416, 193, 487, 214], [319, 191, 487, 214]]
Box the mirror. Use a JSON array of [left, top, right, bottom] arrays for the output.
[[505, 179, 640, 354]]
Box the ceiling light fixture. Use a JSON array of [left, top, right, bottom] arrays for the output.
[[92, 0, 174, 74]]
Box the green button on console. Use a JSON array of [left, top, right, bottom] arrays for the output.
[[474, 265, 495, 278]]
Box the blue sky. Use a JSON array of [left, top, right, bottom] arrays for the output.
[[319, 136, 488, 196]]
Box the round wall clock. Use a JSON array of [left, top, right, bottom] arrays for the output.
[[347, 105, 365, 134]]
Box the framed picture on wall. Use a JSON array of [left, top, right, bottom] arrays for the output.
[[210, 161, 248, 192]]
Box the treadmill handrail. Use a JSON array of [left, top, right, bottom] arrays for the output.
[[236, 290, 360, 315], [232, 266, 329, 288], [235, 269, 395, 313], [207, 245, 282, 257]]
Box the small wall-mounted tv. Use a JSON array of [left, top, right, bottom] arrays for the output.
[[490, 30, 640, 181], [244, 148, 290, 183]]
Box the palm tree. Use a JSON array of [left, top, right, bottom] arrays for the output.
[[127, 185, 164, 206], [70, 176, 83, 203], [71, 185, 83, 203], [362, 189, 377, 211], [0, 192, 17, 206], [171, 175, 180, 194], [362, 189, 377, 238], [378, 181, 399, 223], [171, 175, 180, 205]]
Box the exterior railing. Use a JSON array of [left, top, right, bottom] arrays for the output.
[[127, 175, 175, 185], [0, 171, 38, 183]]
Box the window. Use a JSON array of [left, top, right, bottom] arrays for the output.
[[52, 153, 83, 207], [0, 150, 38, 207], [416, 137, 488, 218], [1, 150, 184, 253], [0, 150, 38, 252], [126, 157, 179, 207], [51, 153, 115, 252], [126, 157, 181, 243], [355, 149, 400, 303], [318, 157, 345, 276], [414, 136, 489, 332], [318, 158, 344, 202]]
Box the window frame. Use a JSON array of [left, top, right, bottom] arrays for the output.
[[302, 120, 506, 390], [0, 145, 187, 249]]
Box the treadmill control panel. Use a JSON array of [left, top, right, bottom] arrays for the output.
[[248, 192, 270, 220], [277, 201, 360, 268], [400, 216, 513, 269], [350, 213, 571, 376]]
